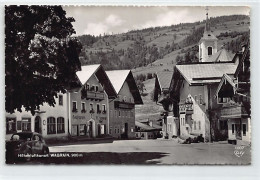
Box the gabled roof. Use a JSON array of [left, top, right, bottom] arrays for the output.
[[215, 74, 236, 97], [206, 49, 234, 62], [175, 63, 238, 85], [106, 70, 143, 104], [75, 64, 117, 98], [105, 70, 130, 94], [199, 31, 218, 42], [156, 71, 173, 90], [235, 42, 250, 76], [76, 64, 101, 85]]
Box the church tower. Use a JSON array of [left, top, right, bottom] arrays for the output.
[[199, 7, 218, 62]]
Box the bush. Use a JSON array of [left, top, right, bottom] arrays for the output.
[[135, 73, 146, 82], [147, 73, 153, 80]]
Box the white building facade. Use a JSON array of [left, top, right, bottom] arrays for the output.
[[6, 92, 69, 140]]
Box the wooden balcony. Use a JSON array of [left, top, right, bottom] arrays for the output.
[[221, 105, 248, 118], [86, 91, 105, 101], [114, 101, 135, 109]]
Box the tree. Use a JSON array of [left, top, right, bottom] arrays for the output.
[[176, 55, 183, 64], [184, 51, 192, 63], [136, 80, 146, 94], [5, 5, 82, 114]]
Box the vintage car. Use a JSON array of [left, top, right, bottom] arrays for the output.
[[6, 132, 49, 162]]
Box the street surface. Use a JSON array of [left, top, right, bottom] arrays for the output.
[[46, 139, 250, 165]]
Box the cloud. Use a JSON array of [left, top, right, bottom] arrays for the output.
[[83, 23, 109, 36], [105, 14, 124, 26], [83, 14, 125, 36], [138, 10, 190, 29], [65, 6, 250, 36]]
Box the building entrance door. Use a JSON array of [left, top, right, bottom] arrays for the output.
[[89, 121, 93, 138], [124, 123, 128, 139], [235, 123, 242, 140], [97, 124, 101, 137], [34, 116, 41, 134]]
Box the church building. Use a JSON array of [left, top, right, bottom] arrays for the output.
[[198, 10, 218, 62]]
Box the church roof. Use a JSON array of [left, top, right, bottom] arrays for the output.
[[175, 63, 238, 85], [206, 49, 234, 62], [200, 31, 218, 42], [156, 71, 173, 90]]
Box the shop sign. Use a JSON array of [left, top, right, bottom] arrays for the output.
[[73, 115, 86, 120]]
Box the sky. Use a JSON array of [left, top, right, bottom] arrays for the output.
[[62, 6, 250, 36]]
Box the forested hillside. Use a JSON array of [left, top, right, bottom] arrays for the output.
[[77, 14, 249, 71]]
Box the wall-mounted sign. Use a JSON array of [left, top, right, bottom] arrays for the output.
[[73, 115, 86, 120], [97, 116, 107, 123], [43, 120, 46, 125]]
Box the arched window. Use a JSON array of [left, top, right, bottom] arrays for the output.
[[57, 117, 65, 134], [208, 47, 213, 55], [47, 117, 56, 134]]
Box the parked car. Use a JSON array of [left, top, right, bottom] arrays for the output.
[[6, 132, 49, 163]]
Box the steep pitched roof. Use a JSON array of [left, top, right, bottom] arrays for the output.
[[206, 49, 234, 62], [176, 63, 238, 85], [106, 70, 143, 104], [105, 70, 130, 94], [156, 71, 173, 90], [199, 31, 218, 42], [75, 64, 117, 98], [76, 64, 101, 85], [215, 74, 236, 97], [235, 42, 250, 76]]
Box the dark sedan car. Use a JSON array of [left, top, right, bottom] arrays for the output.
[[6, 132, 49, 163]]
